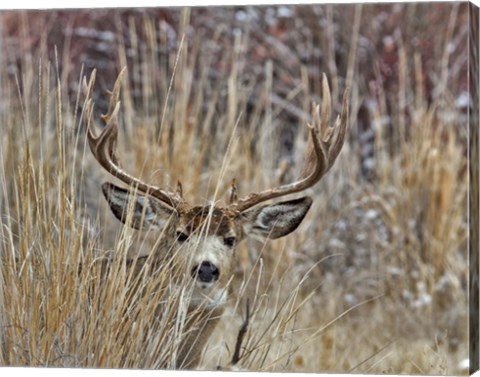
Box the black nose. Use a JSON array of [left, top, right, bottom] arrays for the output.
[[191, 261, 219, 283]]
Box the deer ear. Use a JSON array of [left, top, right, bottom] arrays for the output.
[[102, 182, 175, 230], [242, 197, 312, 240]]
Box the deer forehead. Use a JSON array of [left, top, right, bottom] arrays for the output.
[[177, 206, 238, 236]]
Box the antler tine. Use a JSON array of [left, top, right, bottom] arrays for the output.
[[230, 178, 238, 204], [101, 67, 126, 123], [232, 75, 349, 213], [84, 69, 182, 209]]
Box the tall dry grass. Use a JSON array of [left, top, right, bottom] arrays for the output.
[[0, 5, 470, 374]]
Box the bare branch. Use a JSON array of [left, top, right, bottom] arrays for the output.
[[231, 298, 250, 366]]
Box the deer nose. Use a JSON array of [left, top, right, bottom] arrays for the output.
[[191, 261, 219, 283]]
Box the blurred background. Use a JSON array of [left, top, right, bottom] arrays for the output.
[[0, 3, 473, 374]]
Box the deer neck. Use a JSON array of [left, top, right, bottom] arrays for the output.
[[177, 305, 225, 369]]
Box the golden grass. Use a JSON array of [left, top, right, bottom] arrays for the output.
[[0, 5, 470, 374]]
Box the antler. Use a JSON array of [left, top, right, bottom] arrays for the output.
[[83, 68, 183, 209], [232, 74, 349, 213]]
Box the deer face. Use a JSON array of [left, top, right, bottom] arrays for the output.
[[84, 69, 348, 310], [101, 182, 313, 308]]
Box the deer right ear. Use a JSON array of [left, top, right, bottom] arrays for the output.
[[102, 182, 176, 231]]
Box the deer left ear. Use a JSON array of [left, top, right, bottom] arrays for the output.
[[241, 197, 313, 240]]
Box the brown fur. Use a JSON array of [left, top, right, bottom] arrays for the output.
[[176, 306, 225, 369], [178, 206, 238, 238]]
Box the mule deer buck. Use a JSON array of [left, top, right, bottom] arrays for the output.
[[83, 68, 349, 369]]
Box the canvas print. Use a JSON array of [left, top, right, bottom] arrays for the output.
[[0, 2, 478, 375]]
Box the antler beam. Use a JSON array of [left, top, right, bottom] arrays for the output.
[[232, 74, 349, 213], [83, 68, 183, 209]]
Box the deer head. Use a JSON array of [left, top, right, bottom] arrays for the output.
[[83, 68, 349, 310]]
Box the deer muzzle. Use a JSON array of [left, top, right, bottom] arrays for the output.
[[191, 261, 220, 284]]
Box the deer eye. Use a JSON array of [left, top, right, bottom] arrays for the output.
[[223, 237, 236, 247], [176, 232, 189, 243]]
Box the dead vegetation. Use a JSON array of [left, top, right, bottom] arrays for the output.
[[0, 4, 470, 374]]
